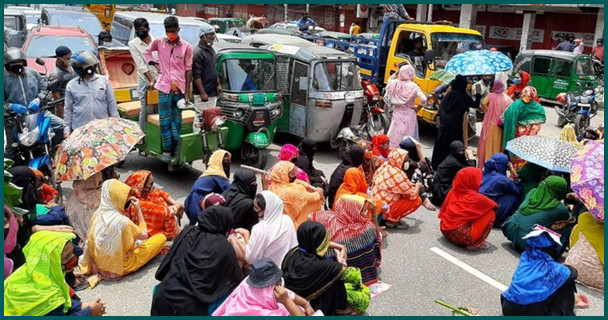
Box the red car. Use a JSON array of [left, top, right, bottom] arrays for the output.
[[22, 25, 97, 75]]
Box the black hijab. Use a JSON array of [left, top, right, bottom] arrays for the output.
[[222, 169, 258, 231], [327, 145, 366, 208], [282, 222, 344, 301], [434, 141, 472, 188], [399, 136, 420, 162], [154, 206, 244, 309], [7, 166, 37, 214], [296, 138, 317, 174]]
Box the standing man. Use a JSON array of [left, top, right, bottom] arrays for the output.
[[592, 38, 603, 62], [48, 46, 76, 118], [192, 24, 221, 132], [64, 51, 118, 138], [349, 22, 361, 36], [4, 47, 64, 159], [383, 4, 415, 21], [146, 16, 193, 162], [296, 12, 318, 35], [572, 39, 584, 55], [128, 18, 159, 132], [555, 35, 576, 52]]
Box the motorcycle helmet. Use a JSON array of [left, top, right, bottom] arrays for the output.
[[556, 92, 568, 104], [70, 51, 100, 77], [4, 47, 27, 72]]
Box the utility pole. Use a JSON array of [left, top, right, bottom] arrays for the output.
[[284, 4, 288, 22]]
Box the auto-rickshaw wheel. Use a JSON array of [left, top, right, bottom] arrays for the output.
[[241, 144, 268, 169]]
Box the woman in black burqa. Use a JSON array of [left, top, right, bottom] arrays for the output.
[[296, 138, 327, 189], [326, 145, 366, 209], [151, 206, 244, 316], [222, 169, 259, 231], [431, 141, 477, 207]]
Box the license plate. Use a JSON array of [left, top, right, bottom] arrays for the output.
[[253, 111, 265, 127]]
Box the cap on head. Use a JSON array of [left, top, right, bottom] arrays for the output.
[[55, 46, 71, 58]]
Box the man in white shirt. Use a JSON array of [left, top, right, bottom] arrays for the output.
[[128, 18, 159, 132]]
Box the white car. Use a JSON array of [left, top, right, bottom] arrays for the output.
[[216, 33, 242, 44], [269, 22, 326, 34]]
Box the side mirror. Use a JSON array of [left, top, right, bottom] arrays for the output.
[[424, 49, 436, 65], [35, 58, 45, 66]]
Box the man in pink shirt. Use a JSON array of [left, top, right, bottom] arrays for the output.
[[146, 16, 193, 161]]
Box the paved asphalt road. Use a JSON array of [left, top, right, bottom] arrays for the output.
[[78, 106, 604, 316]]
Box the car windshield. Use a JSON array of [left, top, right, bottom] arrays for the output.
[[4, 16, 20, 30], [25, 35, 95, 57], [227, 21, 245, 29], [219, 58, 276, 92], [575, 58, 594, 76], [313, 61, 361, 92], [431, 33, 485, 69], [50, 15, 103, 39], [149, 24, 202, 47]]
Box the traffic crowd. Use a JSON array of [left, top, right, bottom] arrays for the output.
[[4, 10, 605, 317]]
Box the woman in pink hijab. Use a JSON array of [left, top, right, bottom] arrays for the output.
[[4, 206, 18, 279], [477, 79, 513, 167], [269, 144, 310, 183], [384, 64, 426, 148]]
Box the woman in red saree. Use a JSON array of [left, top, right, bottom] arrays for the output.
[[438, 167, 497, 250], [125, 171, 182, 240]]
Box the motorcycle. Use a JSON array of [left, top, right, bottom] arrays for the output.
[[556, 83, 600, 137], [592, 56, 604, 86], [331, 81, 389, 154]]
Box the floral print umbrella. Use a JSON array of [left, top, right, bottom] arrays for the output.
[[54, 118, 143, 182], [570, 141, 604, 222], [445, 49, 513, 76], [505, 135, 580, 173]]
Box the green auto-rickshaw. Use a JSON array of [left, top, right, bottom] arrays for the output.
[[513, 49, 598, 101], [214, 42, 283, 168], [209, 17, 246, 34]]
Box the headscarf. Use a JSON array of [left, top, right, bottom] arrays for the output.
[[299, 138, 316, 159], [569, 212, 604, 269], [519, 176, 567, 215], [441, 75, 469, 113], [372, 135, 391, 158], [245, 191, 297, 267], [4, 231, 76, 316], [327, 145, 366, 208], [66, 172, 103, 241], [479, 153, 511, 196], [559, 124, 582, 147], [201, 150, 230, 179], [438, 167, 497, 231], [372, 149, 418, 206], [154, 206, 244, 306], [212, 275, 290, 316], [335, 168, 368, 201], [269, 161, 323, 227], [4, 206, 18, 279], [318, 195, 375, 242], [384, 65, 421, 106], [7, 166, 37, 216], [502, 229, 571, 305], [518, 162, 546, 197], [399, 136, 420, 162], [343, 144, 366, 168], [281, 222, 345, 301], [501, 88, 546, 148], [124, 170, 152, 198], [277, 144, 299, 162], [506, 70, 533, 99], [223, 169, 258, 230], [81, 179, 139, 279]]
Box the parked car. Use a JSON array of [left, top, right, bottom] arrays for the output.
[[111, 11, 211, 47], [22, 25, 98, 74], [268, 22, 327, 34], [41, 7, 104, 44], [22, 10, 42, 31], [243, 33, 310, 48], [216, 33, 243, 44], [4, 9, 28, 47], [255, 28, 298, 36]]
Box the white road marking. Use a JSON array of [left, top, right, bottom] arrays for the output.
[[430, 247, 508, 292]]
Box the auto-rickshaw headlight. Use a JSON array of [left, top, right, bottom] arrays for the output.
[[233, 109, 244, 119]]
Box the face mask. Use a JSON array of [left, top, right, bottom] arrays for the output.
[[289, 174, 297, 183], [166, 32, 179, 42], [403, 161, 410, 171], [513, 78, 521, 85], [62, 255, 78, 271], [483, 78, 491, 84], [8, 64, 24, 74], [101, 41, 112, 47], [222, 160, 231, 177], [136, 30, 149, 39]]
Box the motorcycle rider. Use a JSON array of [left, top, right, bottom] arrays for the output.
[[63, 51, 118, 139], [4, 47, 64, 160]]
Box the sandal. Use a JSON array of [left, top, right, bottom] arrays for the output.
[[575, 293, 590, 309], [385, 221, 409, 230]]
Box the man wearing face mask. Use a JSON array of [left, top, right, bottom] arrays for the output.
[[146, 16, 194, 162], [48, 46, 77, 118], [4, 47, 64, 159], [193, 23, 221, 106], [63, 51, 118, 139], [128, 18, 159, 132], [472, 74, 493, 102]]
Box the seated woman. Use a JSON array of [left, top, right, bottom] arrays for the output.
[[502, 176, 573, 255], [269, 144, 309, 184], [296, 138, 327, 189], [269, 161, 324, 228], [184, 150, 232, 225], [125, 170, 182, 240], [501, 226, 580, 316], [371, 134, 391, 159], [65, 172, 103, 243], [517, 162, 547, 202], [398, 136, 436, 211], [81, 179, 167, 280], [4, 206, 18, 279], [231, 191, 297, 269], [312, 195, 382, 285], [282, 221, 370, 316], [214, 258, 314, 316], [4, 231, 105, 316], [439, 167, 497, 250], [565, 211, 604, 291], [223, 169, 259, 231], [431, 141, 476, 207], [32, 169, 59, 205], [371, 149, 424, 229], [327, 145, 366, 208], [479, 154, 523, 228], [151, 206, 244, 316]]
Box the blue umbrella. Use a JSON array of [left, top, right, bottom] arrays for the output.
[[445, 50, 513, 76]]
